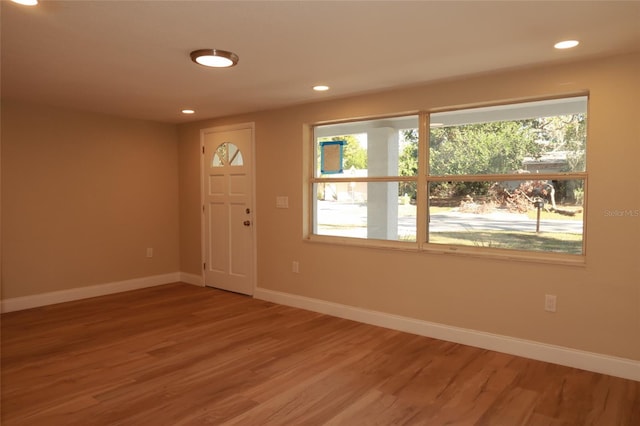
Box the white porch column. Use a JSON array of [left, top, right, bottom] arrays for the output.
[[367, 127, 399, 239]]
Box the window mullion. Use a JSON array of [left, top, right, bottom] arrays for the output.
[[417, 111, 429, 247], [427, 172, 587, 183], [311, 176, 417, 184]]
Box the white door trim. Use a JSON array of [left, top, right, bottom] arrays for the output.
[[200, 122, 256, 294]]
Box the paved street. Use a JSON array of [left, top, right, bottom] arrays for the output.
[[316, 201, 583, 238], [429, 211, 583, 234]]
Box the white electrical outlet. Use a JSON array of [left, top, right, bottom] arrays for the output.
[[544, 294, 557, 312], [276, 196, 289, 209], [146, 248, 153, 258], [292, 261, 299, 273]]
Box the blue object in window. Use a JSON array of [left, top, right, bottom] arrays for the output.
[[319, 140, 346, 174]]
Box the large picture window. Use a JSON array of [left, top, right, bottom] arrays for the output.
[[309, 96, 587, 260]]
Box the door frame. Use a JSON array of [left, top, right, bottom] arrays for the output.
[[200, 122, 256, 294]]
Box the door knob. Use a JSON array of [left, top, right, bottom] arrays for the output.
[[243, 220, 251, 226]]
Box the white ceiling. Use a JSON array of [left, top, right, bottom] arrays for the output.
[[2, 1, 639, 124]]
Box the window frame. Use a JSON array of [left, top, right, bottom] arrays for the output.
[[306, 95, 588, 265], [309, 113, 421, 248]]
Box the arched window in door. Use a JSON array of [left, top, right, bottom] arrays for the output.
[[212, 142, 244, 167]]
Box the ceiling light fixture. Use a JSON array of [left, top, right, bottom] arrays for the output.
[[10, 0, 38, 5], [554, 40, 579, 49], [313, 85, 330, 92], [181, 109, 195, 114], [190, 49, 239, 68]]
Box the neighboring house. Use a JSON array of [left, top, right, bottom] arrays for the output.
[[522, 151, 569, 174], [522, 152, 581, 203], [320, 168, 368, 202]]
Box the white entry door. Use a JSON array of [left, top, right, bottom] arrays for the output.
[[202, 125, 254, 295]]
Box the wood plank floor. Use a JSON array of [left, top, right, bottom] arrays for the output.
[[1, 283, 639, 425]]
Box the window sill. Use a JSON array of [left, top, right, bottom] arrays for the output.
[[306, 234, 419, 252], [305, 235, 586, 266], [422, 243, 586, 266]]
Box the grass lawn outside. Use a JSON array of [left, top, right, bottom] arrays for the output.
[[429, 230, 583, 254]]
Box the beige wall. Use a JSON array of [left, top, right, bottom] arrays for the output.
[[178, 52, 640, 361], [2, 101, 180, 299]]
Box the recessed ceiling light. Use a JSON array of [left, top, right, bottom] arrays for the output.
[[181, 109, 195, 114], [313, 85, 330, 92], [190, 49, 239, 68], [10, 0, 38, 5], [554, 40, 579, 49]]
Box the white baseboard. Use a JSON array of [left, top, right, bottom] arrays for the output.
[[180, 272, 204, 286], [1, 273, 182, 313], [254, 287, 640, 382]]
